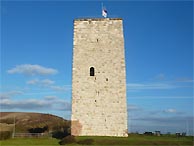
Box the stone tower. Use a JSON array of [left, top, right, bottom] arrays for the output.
[[71, 18, 128, 137]]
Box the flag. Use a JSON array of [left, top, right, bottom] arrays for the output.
[[102, 7, 107, 18]]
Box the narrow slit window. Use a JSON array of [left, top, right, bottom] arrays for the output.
[[90, 67, 95, 76]]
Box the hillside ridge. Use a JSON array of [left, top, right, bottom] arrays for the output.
[[0, 112, 70, 133]]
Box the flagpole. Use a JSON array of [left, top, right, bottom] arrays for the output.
[[101, 2, 108, 18], [101, 2, 103, 17]]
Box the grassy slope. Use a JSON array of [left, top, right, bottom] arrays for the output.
[[1, 135, 193, 146], [0, 123, 14, 131], [0, 138, 59, 146], [74, 135, 193, 146], [0, 112, 70, 133]]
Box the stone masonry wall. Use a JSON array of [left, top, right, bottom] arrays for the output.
[[71, 18, 128, 137]]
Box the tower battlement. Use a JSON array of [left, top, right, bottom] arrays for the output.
[[71, 18, 128, 137], [74, 18, 122, 21]]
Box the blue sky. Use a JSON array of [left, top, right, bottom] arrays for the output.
[[1, 1, 193, 135]]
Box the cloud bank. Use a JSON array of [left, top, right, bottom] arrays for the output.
[[7, 64, 58, 75], [127, 83, 176, 90], [1, 97, 71, 111], [0, 91, 23, 99]]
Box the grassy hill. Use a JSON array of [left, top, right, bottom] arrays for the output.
[[0, 112, 70, 133]]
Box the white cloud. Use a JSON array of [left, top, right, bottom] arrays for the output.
[[175, 77, 193, 83], [53, 101, 71, 111], [41, 79, 55, 85], [127, 104, 141, 111], [126, 96, 192, 99], [127, 83, 176, 90], [26, 79, 39, 85], [127, 75, 193, 92], [132, 115, 193, 124], [26, 79, 70, 92], [0, 91, 23, 99], [164, 108, 177, 113], [50, 86, 68, 91], [7, 64, 58, 75], [1, 98, 71, 111], [1, 99, 48, 109], [44, 96, 58, 100], [27, 79, 55, 86]]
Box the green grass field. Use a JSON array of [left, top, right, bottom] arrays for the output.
[[75, 135, 193, 146], [0, 135, 193, 146], [0, 137, 59, 146]]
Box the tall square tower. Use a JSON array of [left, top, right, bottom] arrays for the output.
[[71, 18, 128, 137]]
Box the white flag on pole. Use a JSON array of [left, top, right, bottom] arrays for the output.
[[102, 7, 107, 18]]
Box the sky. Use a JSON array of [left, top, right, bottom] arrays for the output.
[[1, 1, 193, 135]]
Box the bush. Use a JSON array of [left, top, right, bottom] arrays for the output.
[[52, 131, 67, 139], [52, 127, 70, 139], [77, 139, 94, 145], [59, 135, 76, 145], [0, 131, 12, 140], [28, 126, 48, 133]]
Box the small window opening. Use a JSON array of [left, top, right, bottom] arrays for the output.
[[95, 100, 97, 102], [90, 67, 95, 76], [97, 39, 98, 42], [106, 78, 108, 81]]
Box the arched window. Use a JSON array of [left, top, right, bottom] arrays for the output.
[[90, 67, 95, 76]]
